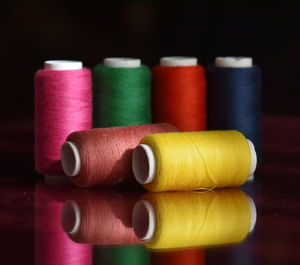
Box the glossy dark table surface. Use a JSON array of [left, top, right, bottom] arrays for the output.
[[0, 115, 300, 265]]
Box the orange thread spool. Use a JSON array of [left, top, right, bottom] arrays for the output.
[[152, 57, 206, 131]]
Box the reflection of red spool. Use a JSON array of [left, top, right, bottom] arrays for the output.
[[0, 179, 35, 264], [151, 248, 205, 265], [61, 189, 142, 245], [35, 182, 92, 265]]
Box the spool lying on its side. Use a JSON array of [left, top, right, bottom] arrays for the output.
[[61, 123, 178, 187], [132, 130, 257, 192]]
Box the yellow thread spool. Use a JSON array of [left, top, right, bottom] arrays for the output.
[[132, 130, 256, 192], [132, 189, 256, 250]]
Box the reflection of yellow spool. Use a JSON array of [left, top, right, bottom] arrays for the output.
[[132, 189, 256, 250]]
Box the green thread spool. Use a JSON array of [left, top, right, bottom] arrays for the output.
[[93, 58, 151, 127], [93, 245, 150, 265]]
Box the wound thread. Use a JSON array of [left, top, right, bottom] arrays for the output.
[[133, 130, 256, 192], [93, 58, 151, 127], [152, 56, 206, 131], [151, 248, 205, 265], [61, 123, 178, 187], [61, 189, 142, 245], [34, 61, 92, 175], [35, 182, 91, 265], [207, 57, 261, 160], [132, 189, 255, 250], [93, 245, 150, 265]]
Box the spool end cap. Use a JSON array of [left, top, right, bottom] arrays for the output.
[[132, 144, 156, 184], [61, 141, 81, 177], [103, 57, 141, 68], [44, 60, 83, 70], [160, 56, 198, 66], [215, 57, 253, 68], [61, 200, 81, 235], [132, 200, 155, 241]]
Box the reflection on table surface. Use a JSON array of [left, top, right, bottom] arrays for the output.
[[1, 115, 300, 264], [1, 175, 300, 265]]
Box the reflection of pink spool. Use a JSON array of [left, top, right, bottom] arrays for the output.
[[61, 189, 142, 245], [35, 182, 92, 265]]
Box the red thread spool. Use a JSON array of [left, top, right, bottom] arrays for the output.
[[151, 248, 205, 265], [61, 189, 142, 245], [35, 182, 92, 265], [35, 60, 92, 175], [152, 57, 206, 131], [60, 123, 178, 187]]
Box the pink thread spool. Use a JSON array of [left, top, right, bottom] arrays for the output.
[[34, 60, 92, 176]]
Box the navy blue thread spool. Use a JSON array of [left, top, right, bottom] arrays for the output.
[[207, 57, 262, 161]]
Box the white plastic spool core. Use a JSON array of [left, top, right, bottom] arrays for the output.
[[44, 60, 83, 70], [61, 141, 81, 177], [160, 56, 198, 67], [132, 196, 256, 242], [132, 200, 156, 241], [247, 139, 257, 177], [132, 144, 156, 184], [215, 57, 252, 68], [103, 57, 141, 68], [61, 200, 81, 235], [132, 140, 257, 185], [248, 196, 257, 233]]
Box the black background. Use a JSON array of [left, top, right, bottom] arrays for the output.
[[1, 2, 300, 122]]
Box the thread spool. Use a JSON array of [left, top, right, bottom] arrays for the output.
[[93, 245, 150, 265], [151, 249, 205, 265], [61, 189, 142, 245], [152, 56, 206, 131], [132, 130, 257, 192], [61, 123, 178, 187], [207, 57, 261, 159], [132, 189, 256, 250], [35, 60, 92, 175], [93, 57, 151, 127], [35, 182, 91, 265]]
